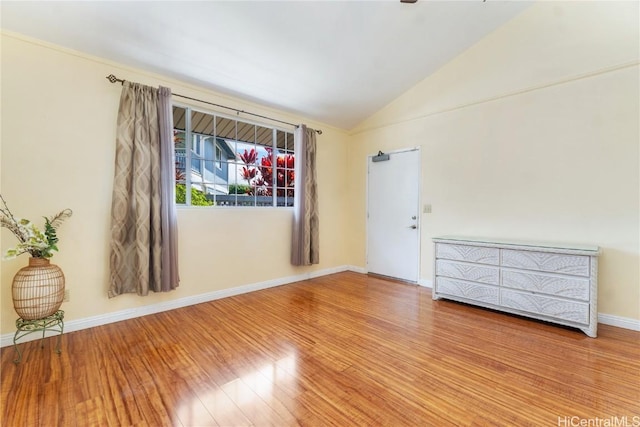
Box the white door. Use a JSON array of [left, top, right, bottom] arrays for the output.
[[367, 148, 420, 282]]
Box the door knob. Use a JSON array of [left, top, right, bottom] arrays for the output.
[[409, 224, 417, 229]]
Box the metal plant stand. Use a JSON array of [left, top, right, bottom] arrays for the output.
[[13, 310, 64, 364]]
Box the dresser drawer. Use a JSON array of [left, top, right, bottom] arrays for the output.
[[500, 289, 589, 324], [502, 270, 590, 301], [436, 260, 499, 285], [435, 277, 499, 305], [436, 243, 499, 265], [501, 249, 590, 277]]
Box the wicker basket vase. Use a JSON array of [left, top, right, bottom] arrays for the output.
[[12, 257, 65, 320]]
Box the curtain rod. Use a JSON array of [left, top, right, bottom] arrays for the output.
[[106, 74, 322, 135]]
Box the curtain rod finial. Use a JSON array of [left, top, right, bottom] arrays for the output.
[[106, 74, 124, 85]]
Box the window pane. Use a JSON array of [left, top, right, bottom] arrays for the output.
[[253, 125, 272, 199], [191, 110, 214, 135], [216, 116, 236, 142], [236, 122, 263, 206], [174, 130, 187, 185], [173, 106, 187, 205], [173, 106, 187, 133], [275, 130, 295, 206]]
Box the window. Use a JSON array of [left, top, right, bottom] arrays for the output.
[[215, 145, 223, 170], [173, 105, 295, 207]]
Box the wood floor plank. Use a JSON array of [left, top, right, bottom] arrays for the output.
[[2, 271, 639, 426], [195, 382, 253, 427]]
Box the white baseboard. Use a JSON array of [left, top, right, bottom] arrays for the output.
[[598, 313, 640, 331], [3, 268, 637, 347], [418, 278, 433, 288], [0, 265, 358, 348], [347, 265, 367, 274]]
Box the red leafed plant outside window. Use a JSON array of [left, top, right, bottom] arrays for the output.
[[239, 148, 295, 197]]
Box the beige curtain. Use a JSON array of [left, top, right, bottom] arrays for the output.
[[109, 82, 179, 297], [291, 124, 319, 266]]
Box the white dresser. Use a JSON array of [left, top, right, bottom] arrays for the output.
[[432, 236, 600, 337]]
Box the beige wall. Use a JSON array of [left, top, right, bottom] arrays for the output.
[[0, 33, 350, 335], [348, 1, 640, 320]]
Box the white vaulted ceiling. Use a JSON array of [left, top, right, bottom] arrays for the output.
[[0, 1, 531, 130]]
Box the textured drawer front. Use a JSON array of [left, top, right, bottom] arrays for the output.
[[436, 260, 499, 285], [502, 270, 590, 301], [436, 277, 499, 305], [436, 243, 499, 265], [501, 289, 589, 324], [501, 249, 590, 277]]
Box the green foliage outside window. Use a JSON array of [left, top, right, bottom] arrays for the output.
[[175, 184, 213, 206], [228, 184, 252, 195]]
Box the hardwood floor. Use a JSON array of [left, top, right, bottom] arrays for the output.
[[2, 272, 639, 426]]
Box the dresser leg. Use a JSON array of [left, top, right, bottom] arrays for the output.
[[581, 325, 597, 338]]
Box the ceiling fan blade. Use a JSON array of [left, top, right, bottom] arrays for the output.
[[400, 0, 418, 3]]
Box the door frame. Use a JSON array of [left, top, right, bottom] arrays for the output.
[[365, 146, 422, 283]]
